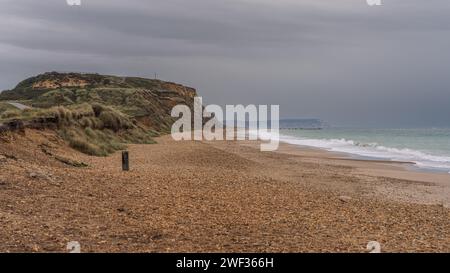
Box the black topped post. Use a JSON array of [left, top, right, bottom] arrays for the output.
[[122, 151, 129, 171]]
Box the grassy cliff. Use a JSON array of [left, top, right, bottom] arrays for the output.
[[0, 72, 197, 156]]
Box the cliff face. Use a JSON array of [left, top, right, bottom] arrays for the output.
[[0, 72, 198, 156], [0, 72, 197, 129]]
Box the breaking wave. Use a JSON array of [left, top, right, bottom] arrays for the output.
[[278, 134, 450, 172]]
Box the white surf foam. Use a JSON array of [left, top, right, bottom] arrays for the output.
[[277, 134, 450, 172]]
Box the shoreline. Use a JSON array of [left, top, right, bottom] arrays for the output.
[[278, 141, 450, 177], [207, 138, 450, 207], [276, 129, 450, 175], [279, 142, 450, 185]]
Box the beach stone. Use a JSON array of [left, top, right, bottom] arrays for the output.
[[367, 241, 382, 253], [339, 196, 352, 203], [29, 171, 49, 180]]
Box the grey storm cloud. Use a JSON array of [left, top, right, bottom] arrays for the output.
[[1, 0, 450, 127]]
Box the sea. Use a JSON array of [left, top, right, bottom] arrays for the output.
[[278, 127, 450, 173]]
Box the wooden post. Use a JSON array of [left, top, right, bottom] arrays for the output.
[[122, 151, 129, 171]]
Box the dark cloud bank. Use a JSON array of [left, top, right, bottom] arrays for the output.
[[1, 0, 450, 127]]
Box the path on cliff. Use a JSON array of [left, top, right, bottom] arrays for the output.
[[7, 102, 32, 110]]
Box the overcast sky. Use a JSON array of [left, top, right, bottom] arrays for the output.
[[1, 0, 450, 127]]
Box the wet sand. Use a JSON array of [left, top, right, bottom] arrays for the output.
[[232, 140, 450, 206]]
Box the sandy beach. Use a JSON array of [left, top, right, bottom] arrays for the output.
[[0, 130, 449, 252]]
